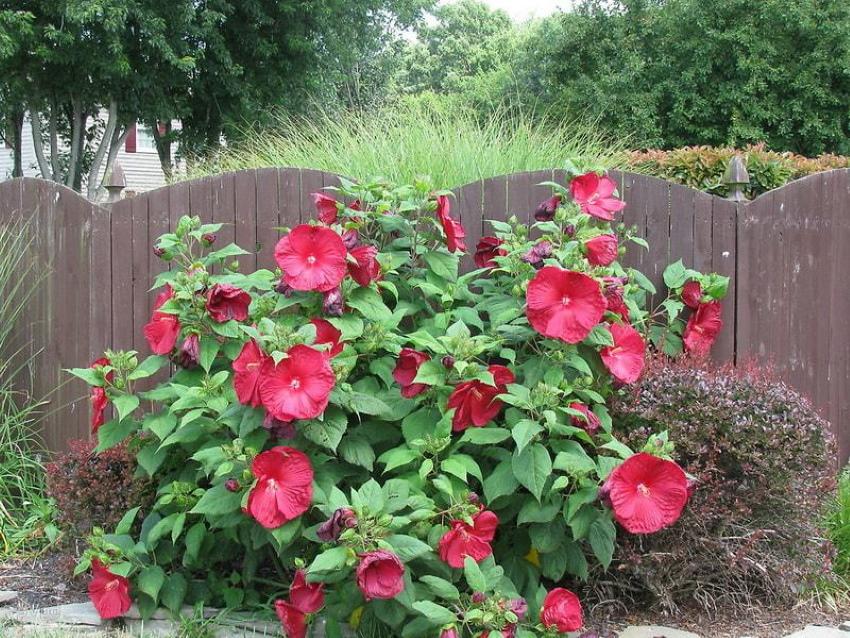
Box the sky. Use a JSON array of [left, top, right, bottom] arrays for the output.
[[440, 0, 569, 21]]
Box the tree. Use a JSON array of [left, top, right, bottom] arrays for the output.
[[544, 0, 850, 154]]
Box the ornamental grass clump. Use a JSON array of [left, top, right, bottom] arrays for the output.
[[607, 359, 836, 612], [71, 170, 727, 637]]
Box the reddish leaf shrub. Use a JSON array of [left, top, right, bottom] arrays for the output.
[[45, 439, 153, 538], [627, 144, 850, 198], [605, 358, 837, 611]]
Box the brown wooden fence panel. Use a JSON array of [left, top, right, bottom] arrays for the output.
[[2, 168, 849, 460]]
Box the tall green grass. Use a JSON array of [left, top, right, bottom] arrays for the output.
[[185, 101, 626, 187], [0, 218, 50, 557]]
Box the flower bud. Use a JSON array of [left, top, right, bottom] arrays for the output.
[[275, 278, 294, 297], [323, 286, 344, 317], [263, 413, 296, 439], [471, 592, 487, 604], [317, 507, 358, 542], [225, 478, 241, 492], [534, 194, 561, 222], [507, 598, 528, 620], [441, 355, 455, 369], [153, 246, 168, 258], [174, 334, 200, 369], [564, 223, 576, 238], [342, 229, 360, 250], [468, 492, 480, 504], [520, 241, 552, 269], [440, 628, 459, 638], [202, 233, 217, 246]]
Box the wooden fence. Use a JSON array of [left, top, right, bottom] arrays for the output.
[[1, 168, 848, 460]]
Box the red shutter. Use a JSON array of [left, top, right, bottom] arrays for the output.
[[125, 123, 137, 153]]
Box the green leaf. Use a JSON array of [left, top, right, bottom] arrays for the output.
[[338, 436, 375, 471], [66, 366, 103, 385], [160, 572, 187, 614], [199, 336, 221, 372], [512, 443, 551, 501], [145, 412, 178, 440], [378, 447, 419, 473], [190, 483, 242, 516], [184, 523, 206, 563], [128, 355, 168, 380], [512, 419, 543, 454], [307, 546, 350, 577], [114, 507, 140, 535], [483, 459, 519, 502], [137, 565, 166, 603], [588, 515, 617, 569], [301, 407, 347, 452], [96, 418, 138, 452], [347, 287, 392, 322], [553, 441, 598, 475], [113, 394, 140, 422], [583, 324, 614, 347], [463, 556, 487, 592], [419, 576, 460, 601], [328, 314, 364, 340], [460, 427, 511, 445], [517, 498, 562, 525], [412, 601, 456, 625], [423, 251, 459, 281], [663, 259, 688, 289], [564, 541, 589, 580], [412, 359, 446, 386], [386, 535, 433, 561]]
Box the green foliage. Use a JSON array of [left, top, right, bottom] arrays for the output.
[[186, 100, 625, 186], [827, 470, 850, 578], [628, 144, 850, 198], [75, 171, 724, 635], [544, 0, 850, 155]]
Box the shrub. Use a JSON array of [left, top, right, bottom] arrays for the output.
[[184, 100, 627, 186], [606, 358, 836, 611], [45, 439, 153, 540], [71, 170, 727, 636], [627, 144, 850, 198], [826, 470, 850, 578]]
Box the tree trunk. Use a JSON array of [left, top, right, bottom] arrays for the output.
[[99, 123, 132, 199], [48, 102, 60, 182], [9, 111, 23, 178], [65, 99, 83, 188], [29, 113, 52, 180], [152, 120, 173, 180], [86, 100, 120, 200]]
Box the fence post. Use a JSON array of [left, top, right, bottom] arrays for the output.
[[722, 155, 749, 201], [104, 162, 126, 203]]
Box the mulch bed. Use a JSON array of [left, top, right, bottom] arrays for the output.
[[2, 552, 848, 637]]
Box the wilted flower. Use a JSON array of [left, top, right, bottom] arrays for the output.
[[534, 194, 561, 222], [317, 507, 358, 541]]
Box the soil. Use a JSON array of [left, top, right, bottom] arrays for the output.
[[1, 552, 848, 637]]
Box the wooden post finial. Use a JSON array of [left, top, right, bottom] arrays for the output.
[[722, 155, 749, 201]]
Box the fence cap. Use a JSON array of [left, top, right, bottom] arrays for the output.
[[722, 155, 749, 201]]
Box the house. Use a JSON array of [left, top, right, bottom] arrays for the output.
[[0, 113, 181, 197]]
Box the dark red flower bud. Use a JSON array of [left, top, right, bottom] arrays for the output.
[[174, 334, 200, 369], [520, 241, 553, 268], [441, 355, 455, 369], [153, 246, 167, 258], [564, 224, 576, 238], [534, 194, 562, 222], [202, 233, 217, 246], [342, 229, 360, 250], [322, 286, 344, 316], [468, 492, 480, 504], [225, 478, 241, 492], [275, 278, 294, 297], [262, 413, 296, 439], [317, 507, 358, 542], [471, 592, 487, 604]]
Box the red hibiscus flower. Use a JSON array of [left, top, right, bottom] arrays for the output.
[[474, 237, 507, 269], [448, 364, 514, 432], [570, 172, 626, 221], [600, 322, 646, 384], [436, 195, 467, 253], [88, 560, 131, 620], [348, 245, 381, 286], [275, 600, 307, 638], [356, 550, 405, 601], [526, 267, 606, 344], [438, 509, 499, 568], [569, 402, 601, 436], [289, 569, 324, 614], [259, 345, 335, 422], [540, 588, 583, 633], [681, 280, 702, 309], [275, 225, 347, 292], [311, 318, 344, 358], [392, 348, 431, 398], [584, 234, 618, 266], [683, 301, 723, 356], [89, 357, 112, 432], [534, 194, 562, 222], [600, 452, 689, 534], [233, 340, 269, 407], [312, 192, 339, 225], [206, 283, 251, 323], [247, 446, 313, 529], [143, 285, 180, 355]]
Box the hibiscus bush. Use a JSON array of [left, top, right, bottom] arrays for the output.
[[70, 170, 727, 637]]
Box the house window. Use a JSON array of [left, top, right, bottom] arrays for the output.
[[124, 122, 158, 153]]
